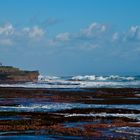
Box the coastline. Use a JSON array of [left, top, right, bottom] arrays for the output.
[[0, 87, 140, 139]]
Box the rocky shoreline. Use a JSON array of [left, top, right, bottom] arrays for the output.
[[0, 87, 140, 139]]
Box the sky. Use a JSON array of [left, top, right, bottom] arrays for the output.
[[0, 0, 140, 76]]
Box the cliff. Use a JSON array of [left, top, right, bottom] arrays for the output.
[[0, 66, 39, 83]]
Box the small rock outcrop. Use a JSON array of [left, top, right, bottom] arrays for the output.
[[0, 66, 39, 83]]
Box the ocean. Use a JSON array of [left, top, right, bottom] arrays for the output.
[[0, 74, 140, 88]]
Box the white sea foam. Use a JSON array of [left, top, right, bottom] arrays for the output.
[[0, 81, 140, 88], [38, 75, 60, 82], [0, 104, 140, 112], [0, 103, 91, 112], [64, 113, 140, 120], [71, 75, 136, 81], [71, 75, 96, 81], [0, 75, 139, 88], [112, 127, 140, 136]]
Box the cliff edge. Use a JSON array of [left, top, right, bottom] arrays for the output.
[[0, 66, 39, 83]]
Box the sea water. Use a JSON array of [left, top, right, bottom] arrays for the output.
[[0, 75, 140, 88]]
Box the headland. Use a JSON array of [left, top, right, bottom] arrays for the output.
[[0, 66, 39, 83]]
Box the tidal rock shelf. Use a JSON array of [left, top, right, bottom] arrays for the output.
[[0, 87, 140, 139]]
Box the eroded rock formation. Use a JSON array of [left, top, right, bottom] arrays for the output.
[[0, 66, 39, 83]]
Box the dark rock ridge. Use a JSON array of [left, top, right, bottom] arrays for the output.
[[0, 66, 39, 83]]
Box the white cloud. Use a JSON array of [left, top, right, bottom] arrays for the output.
[[22, 26, 44, 39], [112, 32, 119, 41], [0, 21, 140, 51], [0, 23, 46, 47], [125, 26, 140, 41], [49, 22, 110, 49], [0, 23, 14, 36], [56, 32, 70, 41], [81, 22, 107, 38]]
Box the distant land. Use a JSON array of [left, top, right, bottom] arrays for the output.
[[0, 65, 39, 83]]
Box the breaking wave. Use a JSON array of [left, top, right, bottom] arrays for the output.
[[0, 75, 140, 88], [38, 75, 60, 81], [71, 75, 136, 81]]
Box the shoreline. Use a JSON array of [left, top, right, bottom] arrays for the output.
[[0, 86, 140, 139]]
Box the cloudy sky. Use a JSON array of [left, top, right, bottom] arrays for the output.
[[0, 0, 140, 75]]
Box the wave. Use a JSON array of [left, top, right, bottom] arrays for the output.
[[38, 75, 136, 82], [1, 104, 140, 112], [71, 75, 136, 81], [38, 75, 60, 82], [0, 81, 140, 88], [0, 75, 140, 88]]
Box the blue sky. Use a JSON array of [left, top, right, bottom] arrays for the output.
[[0, 0, 140, 75]]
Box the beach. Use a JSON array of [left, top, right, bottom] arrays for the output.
[[0, 87, 139, 139]]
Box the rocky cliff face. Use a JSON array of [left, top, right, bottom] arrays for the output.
[[0, 66, 39, 83]]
